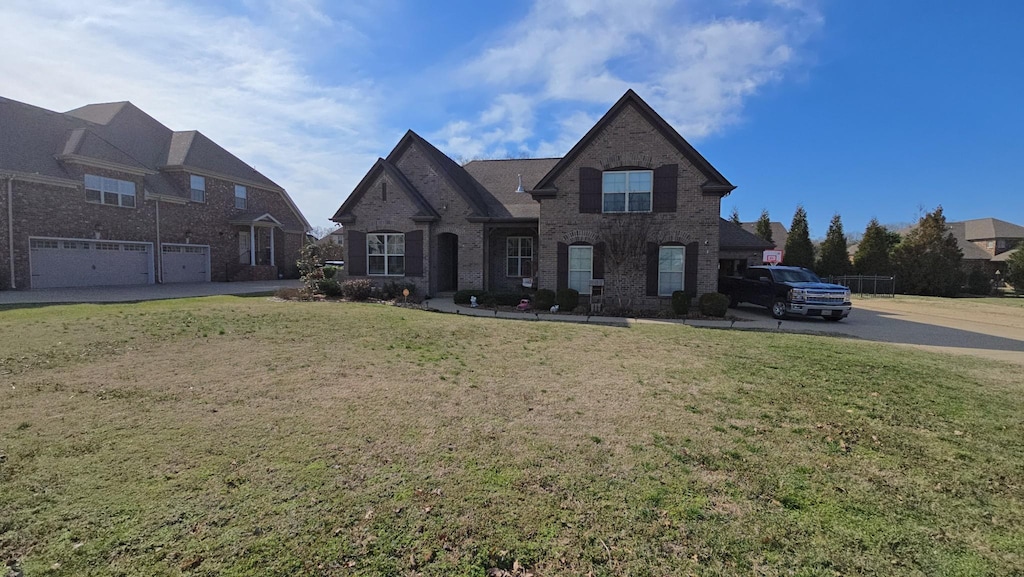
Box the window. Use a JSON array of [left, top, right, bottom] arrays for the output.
[[507, 237, 533, 277], [367, 233, 405, 276], [568, 245, 593, 295], [85, 174, 136, 207], [658, 246, 685, 296], [190, 175, 206, 203], [602, 170, 651, 213], [235, 185, 247, 209]]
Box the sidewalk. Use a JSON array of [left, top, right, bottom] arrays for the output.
[[421, 294, 785, 332]]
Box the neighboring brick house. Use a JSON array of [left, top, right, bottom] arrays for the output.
[[945, 218, 1024, 277], [332, 90, 764, 308], [0, 96, 310, 290]]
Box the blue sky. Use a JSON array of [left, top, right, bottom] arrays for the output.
[[3, 0, 1022, 237]]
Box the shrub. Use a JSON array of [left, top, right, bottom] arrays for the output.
[[381, 280, 416, 300], [453, 289, 484, 305], [533, 289, 556, 310], [274, 287, 303, 301], [341, 279, 373, 301], [318, 278, 342, 298], [490, 293, 529, 306], [555, 288, 579, 311], [671, 291, 691, 316], [322, 265, 339, 279], [965, 268, 991, 296], [698, 292, 729, 317]]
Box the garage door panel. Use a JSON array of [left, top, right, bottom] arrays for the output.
[[30, 238, 153, 288], [162, 244, 210, 283]]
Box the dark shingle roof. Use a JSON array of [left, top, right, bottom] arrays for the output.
[[740, 221, 788, 249], [721, 219, 774, 251], [463, 158, 559, 220], [960, 218, 1024, 240], [1, 95, 309, 230], [945, 222, 1001, 260]]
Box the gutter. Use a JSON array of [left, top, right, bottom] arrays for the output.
[[5, 174, 13, 289]]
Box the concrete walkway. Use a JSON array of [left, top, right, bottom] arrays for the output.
[[0, 279, 303, 305]]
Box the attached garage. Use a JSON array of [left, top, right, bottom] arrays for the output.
[[29, 237, 154, 288], [161, 244, 210, 283]]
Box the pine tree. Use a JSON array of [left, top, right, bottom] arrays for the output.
[[853, 218, 894, 275], [816, 214, 852, 278], [729, 207, 741, 225], [891, 206, 963, 296], [783, 206, 815, 269], [754, 210, 773, 244]]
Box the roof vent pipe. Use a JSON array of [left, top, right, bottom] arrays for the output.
[[515, 174, 525, 193]]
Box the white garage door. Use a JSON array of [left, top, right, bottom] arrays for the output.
[[161, 244, 210, 283], [29, 237, 154, 289]]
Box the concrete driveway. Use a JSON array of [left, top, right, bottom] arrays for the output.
[[0, 280, 303, 305], [729, 297, 1024, 365]]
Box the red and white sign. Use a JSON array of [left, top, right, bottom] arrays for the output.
[[762, 250, 783, 264]]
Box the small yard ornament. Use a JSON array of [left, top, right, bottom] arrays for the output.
[[516, 298, 531, 311], [470, 295, 478, 308], [549, 304, 559, 313]]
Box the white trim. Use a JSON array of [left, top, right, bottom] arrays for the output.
[[160, 243, 211, 283], [506, 236, 533, 277], [601, 169, 653, 213], [57, 154, 156, 176], [568, 245, 593, 295], [657, 245, 685, 296], [367, 232, 406, 276]]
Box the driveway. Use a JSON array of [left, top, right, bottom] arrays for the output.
[[0, 280, 303, 305], [729, 297, 1024, 365]]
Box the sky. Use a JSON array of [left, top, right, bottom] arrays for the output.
[[2, 0, 1023, 238]]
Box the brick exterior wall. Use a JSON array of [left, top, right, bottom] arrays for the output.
[[486, 226, 538, 294], [1, 165, 304, 289], [536, 103, 722, 309]]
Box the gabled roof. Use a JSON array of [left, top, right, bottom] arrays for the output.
[[387, 130, 490, 217], [463, 158, 559, 220], [959, 218, 1024, 240], [532, 89, 735, 195], [332, 158, 440, 223], [740, 221, 788, 249], [720, 219, 774, 251], [945, 221, 1003, 260], [1, 95, 310, 232]]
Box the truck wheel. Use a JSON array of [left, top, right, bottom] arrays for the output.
[[771, 299, 787, 319]]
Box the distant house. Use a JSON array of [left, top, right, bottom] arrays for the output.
[[946, 218, 1024, 276], [331, 89, 766, 309], [0, 96, 310, 290]]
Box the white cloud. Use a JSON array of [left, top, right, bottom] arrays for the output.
[[0, 0, 383, 228], [453, 0, 823, 156]]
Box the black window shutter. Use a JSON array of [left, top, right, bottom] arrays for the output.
[[557, 242, 568, 292], [579, 167, 602, 214], [652, 164, 678, 213], [347, 230, 366, 276], [646, 242, 659, 296], [684, 241, 699, 296], [405, 230, 423, 277], [593, 242, 605, 279]]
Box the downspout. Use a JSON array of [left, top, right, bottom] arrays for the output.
[[155, 198, 162, 283], [6, 175, 14, 289]]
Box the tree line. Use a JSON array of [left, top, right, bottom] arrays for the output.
[[730, 205, 1024, 297]]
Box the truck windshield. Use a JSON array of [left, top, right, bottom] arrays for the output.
[[773, 269, 822, 283]]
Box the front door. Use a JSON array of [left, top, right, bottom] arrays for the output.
[[437, 233, 458, 292], [238, 231, 250, 265]]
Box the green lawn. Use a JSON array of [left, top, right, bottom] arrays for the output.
[[1, 297, 1021, 576]]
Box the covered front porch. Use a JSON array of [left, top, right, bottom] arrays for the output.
[[229, 213, 284, 281], [484, 223, 538, 293]]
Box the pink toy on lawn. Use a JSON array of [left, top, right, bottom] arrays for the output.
[[516, 298, 531, 311]]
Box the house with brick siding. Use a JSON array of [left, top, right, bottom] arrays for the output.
[[332, 89, 766, 309], [0, 96, 310, 290]]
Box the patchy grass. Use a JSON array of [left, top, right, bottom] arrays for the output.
[[1, 296, 1022, 576]]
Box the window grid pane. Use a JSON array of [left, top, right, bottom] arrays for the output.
[[602, 170, 653, 213], [658, 246, 685, 296], [367, 233, 405, 275]]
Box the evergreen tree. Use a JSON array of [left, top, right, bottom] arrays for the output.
[[817, 213, 852, 278], [853, 218, 894, 275], [1005, 248, 1024, 293], [754, 210, 773, 244], [783, 205, 815, 269], [891, 206, 963, 296], [729, 207, 741, 225]]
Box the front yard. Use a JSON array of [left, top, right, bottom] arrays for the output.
[[1, 297, 1021, 575]]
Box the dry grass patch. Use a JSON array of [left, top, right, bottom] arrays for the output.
[[1, 296, 1022, 575]]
